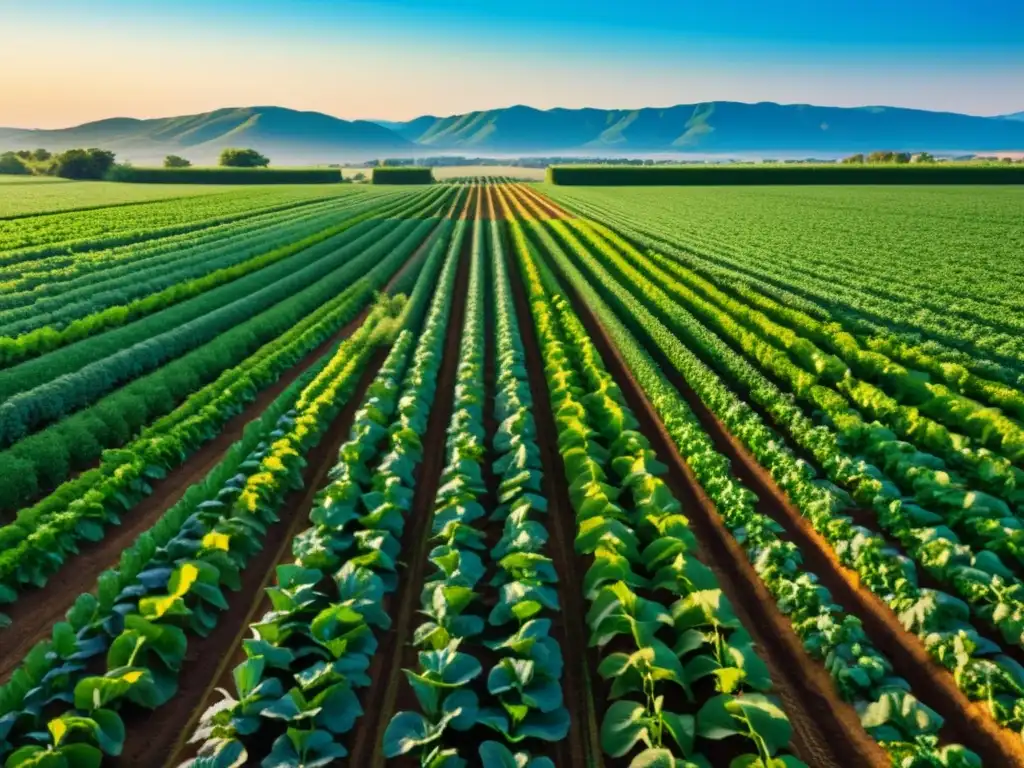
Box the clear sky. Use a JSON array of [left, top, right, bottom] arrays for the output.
[[2, 0, 1022, 128]]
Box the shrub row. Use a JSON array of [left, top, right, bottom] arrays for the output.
[[109, 166, 342, 184], [546, 164, 1024, 185], [372, 166, 434, 184]]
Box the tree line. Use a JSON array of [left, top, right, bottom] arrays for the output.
[[0, 147, 272, 179]]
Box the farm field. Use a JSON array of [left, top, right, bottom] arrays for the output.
[[0, 179, 1022, 768], [0, 180, 318, 220]]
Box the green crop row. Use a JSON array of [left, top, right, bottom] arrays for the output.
[[0, 193, 373, 333], [0, 187, 445, 410], [0, 196, 451, 599], [386, 205, 569, 766], [627, 241, 1024, 474], [0, 195, 368, 310], [501, 185, 804, 768], [0, 192, 451, 512], [0, 299, 397, 766], [547, 187, 1024, 383], [0, 192, 396, 367], [183, 206, 466, 767], [560, 220, 1024, 543], [0, 187, 357, 264]]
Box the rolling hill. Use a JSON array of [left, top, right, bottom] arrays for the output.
[[3, 102, 1024, 163], [383, 102, 1024, 153], [0, 106, 411, 164]]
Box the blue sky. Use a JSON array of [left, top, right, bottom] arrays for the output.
[[2, 0, 1022, 127]]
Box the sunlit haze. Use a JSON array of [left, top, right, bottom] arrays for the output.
[[2, 0, 1022, 128]]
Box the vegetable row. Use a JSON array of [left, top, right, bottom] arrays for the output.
[[0, 296, 400, 766], [0, 189, 453, 514], [0, 192, 399, 366], [183, 205, 467, 767], [509, 186, 1024, 740], [385, 199, 569, 767], [0, 200, 454, 609]]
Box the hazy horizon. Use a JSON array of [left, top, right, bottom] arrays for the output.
[[5, 99, 1023, 134], [2, 0, 1022, 129]]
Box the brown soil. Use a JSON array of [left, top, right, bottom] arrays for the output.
[[147, 346, 389, 768], [459, 184, 479, 221], [483, 184, 508, 222], [347, 202, 473, 768], [505, 183, 892, 768], [515, 182, 572, 220], [511, 182, 1024, 765], [497, 183, 603, 768]]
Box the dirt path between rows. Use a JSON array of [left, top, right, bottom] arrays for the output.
[[513, 183, 1024, 766], [0, 217, 445, 687], [507, 183, 887, 768]]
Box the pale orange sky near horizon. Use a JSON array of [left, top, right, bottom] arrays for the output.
[[2, 2, 1021, 128]]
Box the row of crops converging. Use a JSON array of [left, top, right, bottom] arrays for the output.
[[2, 178, 1024, 767]]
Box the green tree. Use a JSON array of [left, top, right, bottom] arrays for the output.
[[50, 148, 117, 179], [841, 153, 865, 164], [219, 148, 269, 168], [164, 154, 192, 168], [0, 152, 30, 175], [913, 152, 935, 163], [32, 148, 51, 162]]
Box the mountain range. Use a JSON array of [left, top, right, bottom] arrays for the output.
[[0, 107, 410, 164], [3, 102, 1024, 163]]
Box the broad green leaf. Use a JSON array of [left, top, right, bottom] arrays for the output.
[[383, 712, 438, 757], [601, 700, 650, 757]]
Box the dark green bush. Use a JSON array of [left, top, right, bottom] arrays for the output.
[[0, 152, 31, 175], [372, 166, 434, 184], [108, 166, 340, 184]]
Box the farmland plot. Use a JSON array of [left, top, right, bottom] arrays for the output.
[[1, 179, 1019, 768]]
